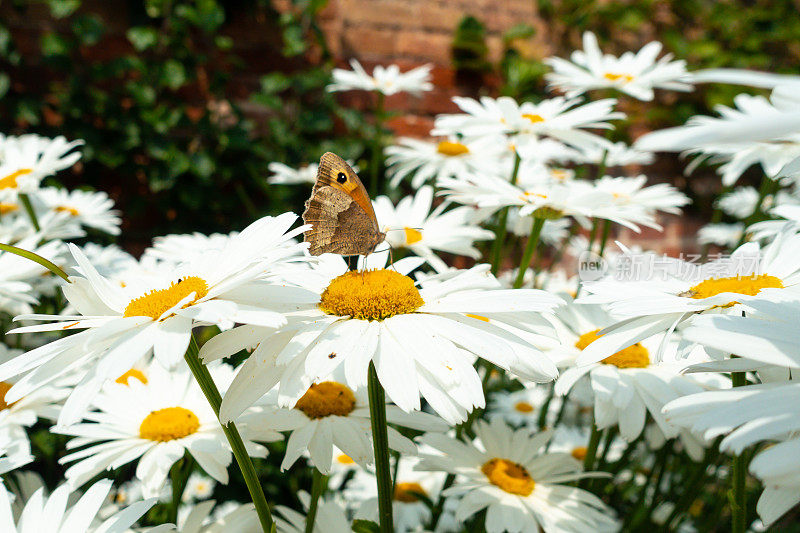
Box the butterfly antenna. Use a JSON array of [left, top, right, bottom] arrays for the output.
[[388, 246, 397, 272]]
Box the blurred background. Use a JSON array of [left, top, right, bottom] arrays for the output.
[[1, 0, 798, 254]]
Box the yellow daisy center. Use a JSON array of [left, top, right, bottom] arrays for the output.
[[0, 203, 17, 214], [295, 381, 356, 419], [139, 406, 200, 442], [0, 382, 16, 411], [522, 113, 545, 124], [684, 274, 783, 301], [514, 401, 534, 413], [575, 329, 650, 368], [116, 369, 148, 386], [123, 276, 209, 320], [481, 458, 535, 496], [336, 453, 355, 464], [436, 141, 470, 157], [394, 482, 427, 503], [0, 168, 32, 189], [604, 72, 634, 83], [571, 446, 588, 461], [55, 205, 80, 216], [319, 270, 424, 321], [404, 227, 423, 245]]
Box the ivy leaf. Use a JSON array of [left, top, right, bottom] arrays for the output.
[[162, 60, 187, 90], [351, 519, 380, 533], [47, 0, 80, 19]]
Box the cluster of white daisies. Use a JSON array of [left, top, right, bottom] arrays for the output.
[[0, 30, 799, 533]]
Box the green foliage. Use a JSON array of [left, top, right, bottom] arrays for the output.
[[0, 0, 366, 244], [451, 15, 491, 77]]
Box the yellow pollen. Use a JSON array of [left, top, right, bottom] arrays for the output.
[[522, 113, 545, 124], [319, 269, 424, 321], [404, 227, 423, 245], [336, 454, 355, 464], [55, 205, 80, 216], [123, 276, 209, 320], [116, 369, 148, 386], [575, 329, 649, 368], [0, 382, 16, 411], [466, 313, 489, 322], [685, 274, 783, 302], [604, 72, 634, 83], [295, 381, 356, 419], [394, 482, 427, 503], [0, 203, 17, 214], [0, 168, 32, 189], [571, 446, 588, 461], [139, 406, 200, 442], [481, 458, 535, 496], [436, 141, 470, 157], [514, 401, 534, 413], [551, 169, 569, 181]]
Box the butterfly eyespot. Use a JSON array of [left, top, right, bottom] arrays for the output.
[[336, 172, 347, 184]]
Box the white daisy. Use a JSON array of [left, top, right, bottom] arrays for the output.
[[182, 472, 216, 503], [373, 186, 493, 272], [0, 235, 65, 316], [592, 175, 689, 231], [201, 253, 562, 425], [346, 453, 452, 532], [55, 360, 280, 497], [142, 231, 237, 267], [1, 212, 308, 425], [245, 377, 447, 474], [0, 478, 156, 533], [635, 90, 800, 186], [267, 160, 359, 186], [576, 230, 800, 364], [327, 59, 433, 96], [274, 492, 350, 533], [544, 31, 692, 101], [432, 95, 623, 152], [438, 173, 649, 231], [35, 187, 121, 236], [148, 500, 260, 533], [555, 328, 726, 441], [327, 445, 361, 489], [487, 386, 558, 428], [698, 223, 744, 248], [0, 344, 69, 445], [568, 141, 655, 167], [0, 427, 32, 475], [0, 134, 83, 196], [385, 136, 505, 188], [417, 418, 619, 533], [717, 186, 761, 219], [549, 425, 625, 464]]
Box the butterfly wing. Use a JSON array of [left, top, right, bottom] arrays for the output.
[[302, 153, 385, 256]]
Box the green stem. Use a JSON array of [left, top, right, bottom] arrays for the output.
[[184, 337, 275, 533], [578, 423, 601, 489], [0, 243, 69, 281], [18, 193, 40, 232], [367, 362, 393, 533], [305, 469, 328, 533], [730, 371, 748, 533], [513, 217, 545, 289], [168, 454, 194, 524], [490, 152, 522, 275], [663, 437, 722, 531], [370, 92, 386, 198], [596, 219, 612, 259]]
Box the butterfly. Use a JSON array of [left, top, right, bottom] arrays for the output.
[[302, 152, 386, 257]]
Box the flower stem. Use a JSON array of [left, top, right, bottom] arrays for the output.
[[578, 422, 601, 489], [513, 216, 545, 289], [730, 370, 748, 533], [18, 193, 40, 232], [597, 219, 612, 259], [168, 454, 194, 525], [305, 469, 328, 533], [0, 242, 69, 281], [367, 361, 394, 533], [490, 151, 521, 275], [184, 337, 275, 533]]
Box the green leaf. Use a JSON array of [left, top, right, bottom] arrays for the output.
[[41, 32, 71, 57], [351, 519, 380, 533], [0, 243, 70, 282], [47, 0, 81, 19], [127, 27, 158, 51], [0, 73, 9, 98], [162, 60, 187, 90]]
